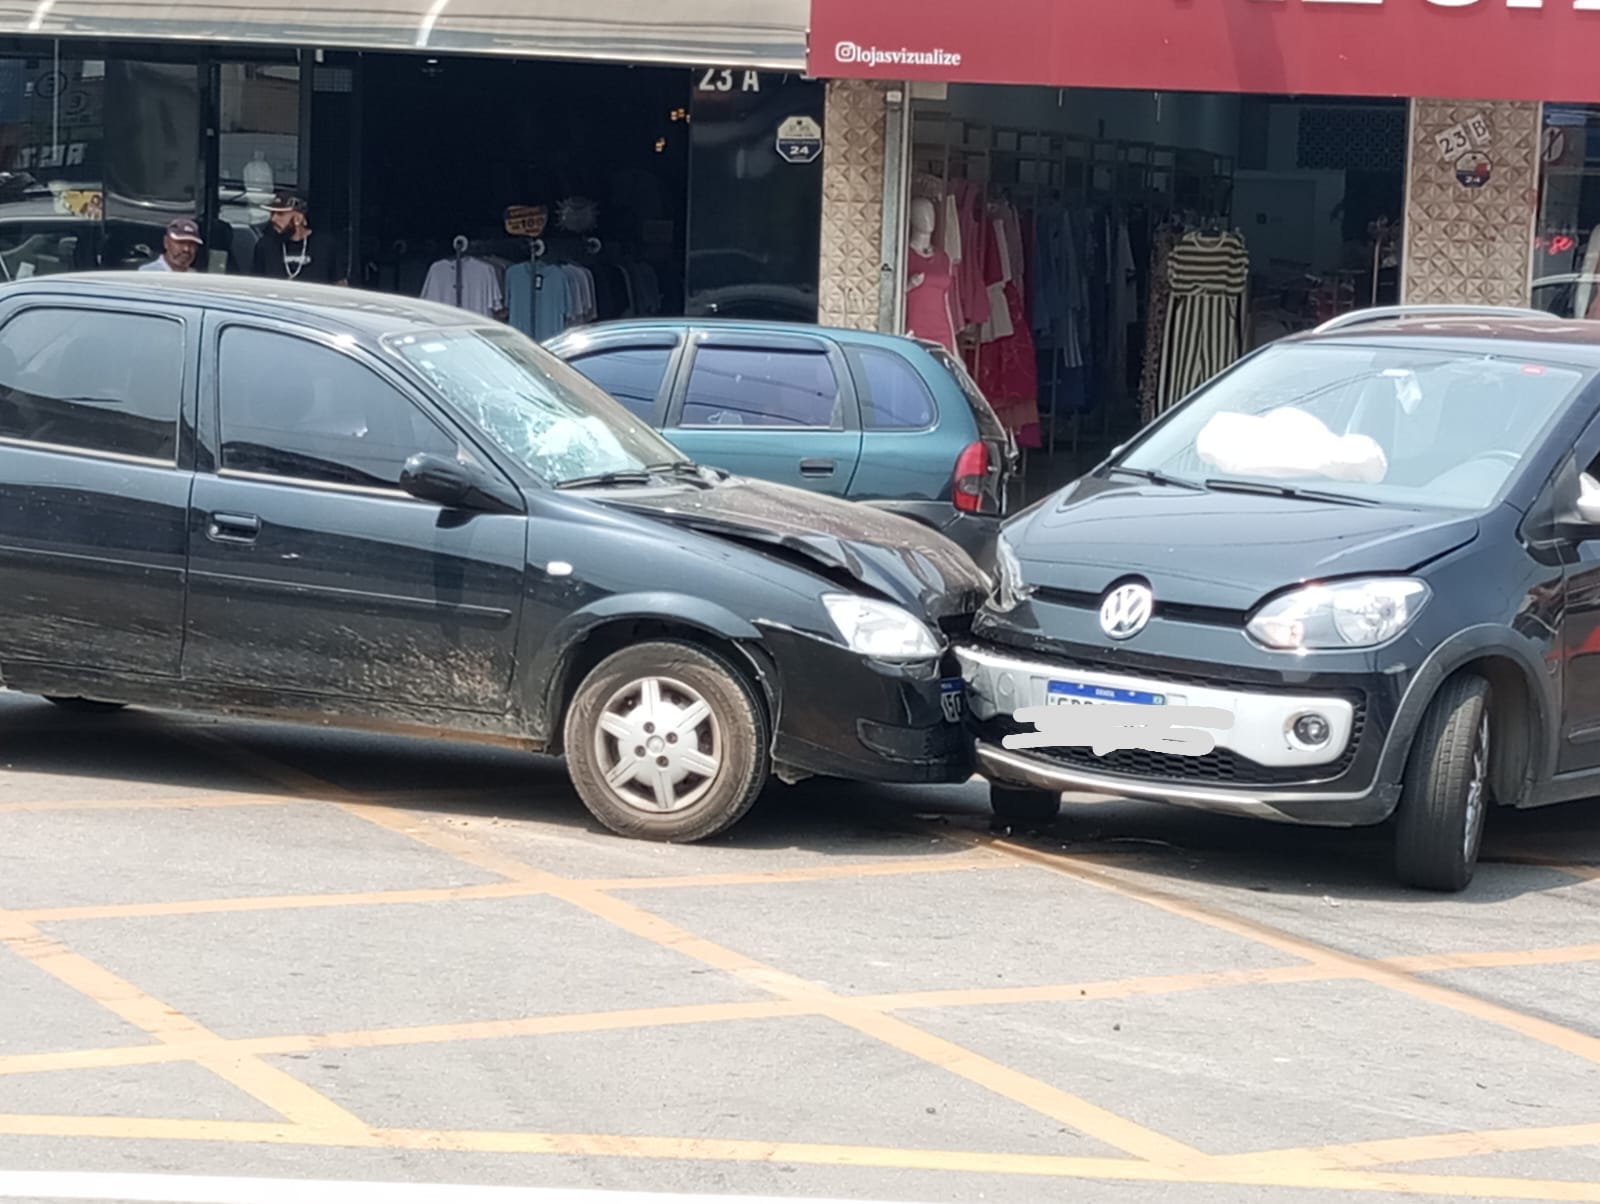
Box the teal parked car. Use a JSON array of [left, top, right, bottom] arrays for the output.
[[544, 319, 1016, 565]]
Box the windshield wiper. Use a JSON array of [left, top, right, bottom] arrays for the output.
[[554, 470, 655, 490], [646, 460, 716, 488], [1203, 478, 1381, 506], [1104, 465, 1204, 490]]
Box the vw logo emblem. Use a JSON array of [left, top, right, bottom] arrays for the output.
[[1100, 581, 1154, 640]]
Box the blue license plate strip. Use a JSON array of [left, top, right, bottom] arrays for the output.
[[1046, 680, 1167, 706]]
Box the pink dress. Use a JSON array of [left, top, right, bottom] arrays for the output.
[[905, 247, 957, 354]]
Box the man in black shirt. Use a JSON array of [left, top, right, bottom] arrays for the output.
[[253, 191, 347, 286]]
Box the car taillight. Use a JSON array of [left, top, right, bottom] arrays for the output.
[[953, 440, 989, 514]]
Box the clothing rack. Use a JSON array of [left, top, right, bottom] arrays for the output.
[[910, 108, 1236, 473]]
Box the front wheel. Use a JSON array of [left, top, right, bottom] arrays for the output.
[[1394, 673, 1493, 893], [563, 640, 770, 843]]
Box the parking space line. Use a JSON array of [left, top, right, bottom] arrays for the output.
[[863, 963, 1336, 1010], [56, 726, 1595, 1195], [1217, 1120, 1600, 1173], [0, 914, 374, 1138], [303, 780, 1215, 1169], [971, 834, 1600, 1064], [0, 793, 302, 814], [4, 1115, 1600, 1200], [1387, 944, 1600, 972], [14, 881, 547, 925]]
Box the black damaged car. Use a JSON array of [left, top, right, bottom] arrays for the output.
[[960, 305, 1600, 892], [0, 273, 988, 841]]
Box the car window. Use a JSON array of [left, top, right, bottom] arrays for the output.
[[567, 347, 671, 421], [1117, 343, 1592, 511], [218, 327, 460, 490], [927, 343, 1007, 443], [853, 346, 936, 431], [0, 306, 183, 462], [680, 346, 842, 429]]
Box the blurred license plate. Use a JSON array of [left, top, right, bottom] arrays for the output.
[[1046, 680, 1167, 706]]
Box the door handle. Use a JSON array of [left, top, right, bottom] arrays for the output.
[[799, 458, 836, 478], [206, 512, 261, 544]]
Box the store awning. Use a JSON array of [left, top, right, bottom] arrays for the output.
[[0, 0, 809, 70], [809, 0, 1600, 105]]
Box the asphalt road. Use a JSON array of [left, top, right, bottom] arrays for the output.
[[2, 688, 1599, 1204]]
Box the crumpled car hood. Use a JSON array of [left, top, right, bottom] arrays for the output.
[[598, 476, 990, 622]]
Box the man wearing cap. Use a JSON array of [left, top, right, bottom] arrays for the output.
[[139, 218, 203, 272], [252, 191, 346, 286]]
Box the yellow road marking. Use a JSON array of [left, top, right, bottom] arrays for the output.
[[0, 966, 1331, 1079], [0, 914, 372, 1137], [0, 793, 300, 814], [3, 1114, 1600, 1199], [309, 783, 1215, 1169], [974, 834, 1600, 1064], [15, 881, 546, 924], [1388, 944, 1600, 973], [1219, 1121, 1600, 1173]]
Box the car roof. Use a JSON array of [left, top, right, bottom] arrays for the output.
[[549, 316, 942, 354], [0, 271, 487, 340], [1281, 313, 1600, 366]]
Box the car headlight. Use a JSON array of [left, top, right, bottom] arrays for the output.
[[990, 536, 1035, 612], [822, 593, 942, 661], [1246, 577, 1430, 651]]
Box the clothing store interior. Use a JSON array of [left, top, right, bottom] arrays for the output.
[[905, 85, 1407, 502], [353, 54, 689, 339]]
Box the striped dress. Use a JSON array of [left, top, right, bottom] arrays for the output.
[[1156, 231, 1250, 414]]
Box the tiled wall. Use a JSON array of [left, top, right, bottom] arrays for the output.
[[818, 79, 892, 330], [1402, 99, 1541, 306]]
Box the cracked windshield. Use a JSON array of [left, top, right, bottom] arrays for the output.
[[8, 11, 1600, 1204], [388, 326, 683, 485]]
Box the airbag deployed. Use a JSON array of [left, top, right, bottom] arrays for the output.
[[1195, 407, 1389, 484]]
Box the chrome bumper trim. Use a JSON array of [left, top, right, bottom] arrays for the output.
[[976, 742, 1375, 822], [956, 643, 1355, 770]]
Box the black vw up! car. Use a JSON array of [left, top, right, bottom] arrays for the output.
[[959, 306, 1600, 892]]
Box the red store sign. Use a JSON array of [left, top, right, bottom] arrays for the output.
[[808, 0, 1600, 103]]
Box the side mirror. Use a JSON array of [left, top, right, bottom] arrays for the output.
[[1578, 489, 1600, 528], [399, 452, 522, 514]]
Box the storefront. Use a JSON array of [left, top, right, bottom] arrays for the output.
[[0, 0, 824, 327], [807, 0, 1600, 488]]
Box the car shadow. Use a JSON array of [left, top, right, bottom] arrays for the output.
[[0, 693, 976, 862], [961, 791, 1600, 904], [4, 693, 1597, 892]]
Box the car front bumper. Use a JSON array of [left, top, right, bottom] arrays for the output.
[[956, 642, 1401, 826], [757, 624, 974, 785]]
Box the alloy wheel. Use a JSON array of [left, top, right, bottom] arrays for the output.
[[592, 675, 723, 814]]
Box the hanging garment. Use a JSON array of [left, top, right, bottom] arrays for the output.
[[955, 180, 992, 331], [905, 246, 959, 354], [1156, 231, 1251, 414], [977, 206, 1041, 448], [421, 255, 503, 317], [1138, 224, 1181, 426]]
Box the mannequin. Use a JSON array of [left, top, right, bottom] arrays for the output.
[[904, 196, 957, 353]]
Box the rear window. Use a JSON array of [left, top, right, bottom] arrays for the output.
[[851, 346, 936, 430], [927, 344, 1007, 442]]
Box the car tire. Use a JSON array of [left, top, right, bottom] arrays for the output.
[[1394, 673, 1493, 893], [43, 696, 128, 713], [989, 783, 1062, 824], [563, 640, 770, 843]]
